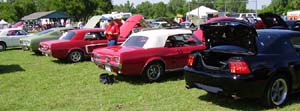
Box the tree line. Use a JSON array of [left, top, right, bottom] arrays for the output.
[[260, 0, 300, 15], [113, 0, 249, 19], [1, 0, 298, 23], [0, 0, 113, 22]]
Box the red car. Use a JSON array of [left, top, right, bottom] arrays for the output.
[[39, 15, 143, 62], [92, 29, 205, 82]]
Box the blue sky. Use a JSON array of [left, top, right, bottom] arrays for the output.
[[112, 0, 272, 10]]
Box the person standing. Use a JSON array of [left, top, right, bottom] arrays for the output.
[[104, 17, 120, 46]]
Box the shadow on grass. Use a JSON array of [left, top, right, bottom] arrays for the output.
[[51, 59, 70, 64], [114, 71, 184, 85], [52, 57, 92, 64], [198, 92, 300, 110], [0, 64, 25, 74], [5, 47, 22, 51]]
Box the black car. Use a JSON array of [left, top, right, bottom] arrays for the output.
[[184, 20, 300, 107]]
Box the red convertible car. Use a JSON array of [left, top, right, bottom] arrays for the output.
[[92, 29, 205, 82], [39, 15, 143, 63]]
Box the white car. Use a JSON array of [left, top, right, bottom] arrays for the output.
[[0, 28, 28, 51]]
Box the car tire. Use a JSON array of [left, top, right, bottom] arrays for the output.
[[67, 50, 83, 63], [262, 75, 289, 107], [0, 42, 6, 51], [142, 61, 164, 82]]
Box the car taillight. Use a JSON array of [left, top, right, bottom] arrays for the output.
[[229, 60, 250, 74], [187, 55, 195, 67]]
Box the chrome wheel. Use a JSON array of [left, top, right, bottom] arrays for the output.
[[143, 62, 164, 82], [69, 51, 82, 62], [270, 78, 288, 105], [147, 64, 161, 80]]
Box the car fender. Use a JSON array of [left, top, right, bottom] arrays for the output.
[[0, 41, 7, 46], [141, 57, 166, 74]]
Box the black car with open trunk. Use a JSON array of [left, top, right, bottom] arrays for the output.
[[184, 20, 300, 107]]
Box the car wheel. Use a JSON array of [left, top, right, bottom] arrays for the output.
[[142, 61, 164, 82], [68, 50, 83, 63], [0, 42, 6, 51], [263, 75, 289, 107]]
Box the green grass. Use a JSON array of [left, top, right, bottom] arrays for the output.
[[0, 49, 300, 111]]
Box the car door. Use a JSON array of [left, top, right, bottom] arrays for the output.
[[170, 34, 197, 68], [8, 30, 27, 46], [288, 36, 300, 89], [163, 36, 181, 70], [84, 32, 107, 54]]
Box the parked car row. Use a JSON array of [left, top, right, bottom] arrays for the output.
[[2, 13, 300, 107]]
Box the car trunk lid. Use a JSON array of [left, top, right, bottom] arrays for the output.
[[194, 20, 257, 72], [119, 14, 144, 40], [258, 13, 288, 29], [92, 46, 143, 57]]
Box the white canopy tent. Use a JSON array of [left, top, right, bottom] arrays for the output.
[[186, 6, 218, 25], [0, 20, 8, 25], [186, 6, 218, 18]]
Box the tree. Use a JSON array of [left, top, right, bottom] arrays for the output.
[[12, 0, 36, 19], [113, 0, 135, 13], [152, 2, 168, 18], [0, 3, 17, 22], [135, 1, 153, 18], [167, 0, 186, 16]]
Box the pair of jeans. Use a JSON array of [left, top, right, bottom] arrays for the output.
[[107, 39, 117, 46]]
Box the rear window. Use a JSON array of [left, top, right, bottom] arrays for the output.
[[123, 36, 148, 48], [59, 31, 76, 40]]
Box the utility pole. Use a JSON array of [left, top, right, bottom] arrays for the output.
[[255, 0, 258, 18]]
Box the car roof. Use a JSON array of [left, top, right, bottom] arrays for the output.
[[257, 29, 300, 38], [131, 29, 192, 38], [128, 29, 192, 49], [70, 28, 103, 32], [256, 29, 300, 53], [0, 28, 23, 31]]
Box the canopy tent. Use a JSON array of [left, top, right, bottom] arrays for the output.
[[186, 6, 218, 18], [21, 10, 70, 20], [186, 6, 218, 25], [0, 20, 8, 25]]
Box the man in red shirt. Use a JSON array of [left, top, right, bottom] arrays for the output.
[[104, 17, 120, 46]]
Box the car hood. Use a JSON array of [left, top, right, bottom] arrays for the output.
[[200, 20, 257, 55], [258, 13, 288, 29], [119, 14, 144, 38], [93, 46, 143, 56]]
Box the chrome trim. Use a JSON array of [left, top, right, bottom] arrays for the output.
[[93, 60, 122, 69], [85, 43, 106, 54]]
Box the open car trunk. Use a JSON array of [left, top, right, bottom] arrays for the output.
[[196, 20, 257, 70], [258, 13, 288, 29]]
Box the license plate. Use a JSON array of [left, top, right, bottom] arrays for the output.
[[105, 65, 111, 72]]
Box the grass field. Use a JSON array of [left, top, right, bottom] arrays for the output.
[[1, 49, 300, 111]]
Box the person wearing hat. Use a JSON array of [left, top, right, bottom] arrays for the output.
[[104, 17, 120, 46]]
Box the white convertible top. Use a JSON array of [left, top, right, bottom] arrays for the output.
[[125, 29, 192, 49]]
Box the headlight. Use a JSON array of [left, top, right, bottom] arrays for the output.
[[113, 56, 120, 64]]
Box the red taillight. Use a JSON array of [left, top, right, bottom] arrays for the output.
[[187, 55, 195, 67], [229, 61, 250, 74]]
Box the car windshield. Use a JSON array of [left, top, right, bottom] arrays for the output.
[[34, 29, 54, 36], [59, 31, 76, 40], [123, 36, 148, 48]]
